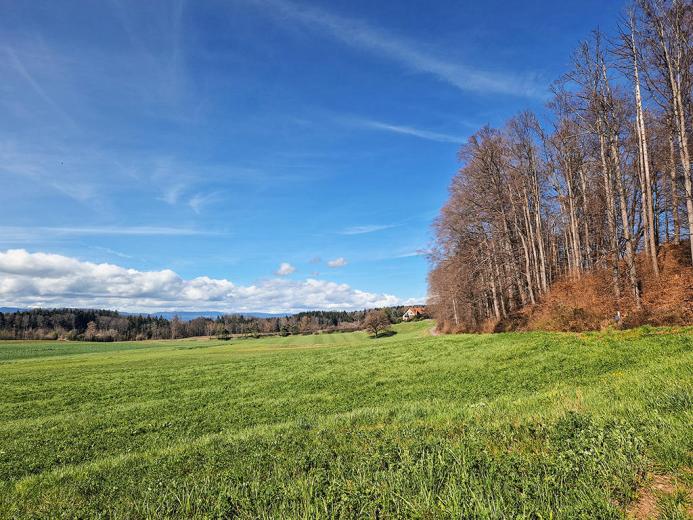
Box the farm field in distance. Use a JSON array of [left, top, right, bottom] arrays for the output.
[[1, 320, 691, 519]]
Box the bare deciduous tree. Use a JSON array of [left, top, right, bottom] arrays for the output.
[[363, 310, 391, 338]]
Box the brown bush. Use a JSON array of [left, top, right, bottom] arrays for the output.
[[529, 304, 602, 332], [520, 242, 693, 332]]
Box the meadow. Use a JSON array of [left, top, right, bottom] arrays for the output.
[[0, 320, 691, 519]]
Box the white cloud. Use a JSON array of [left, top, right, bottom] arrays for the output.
[[0, 249, 405, 313], [249, 0, 545, 99], [340, 224, 396, 235], [276, 262, 296, 276], [327, 257, 347, 268]]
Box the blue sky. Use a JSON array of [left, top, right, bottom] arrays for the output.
[[0, 0, 625, 312]]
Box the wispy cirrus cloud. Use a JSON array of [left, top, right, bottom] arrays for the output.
[[5, 46, 78, 129], [188, 191, 222, 214], [355, 119, 464, 144], [340, 224, 396, 235], [91, 246, 134, 259], [0, 226, 223, 240], [392, 248, 432, 259], [0, 141, 103, 204], [149, 156, 313, 209], [247, 0, 546, 99], [159, 184, 187, 205]]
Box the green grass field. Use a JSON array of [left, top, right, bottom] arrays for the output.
[[1, 321, 691, 519]]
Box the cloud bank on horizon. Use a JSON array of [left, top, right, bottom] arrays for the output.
[[0, 249, 419, 313]]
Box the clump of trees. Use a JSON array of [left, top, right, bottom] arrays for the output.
[[429, 0, 692, 332], [0, 306, 411, 341]]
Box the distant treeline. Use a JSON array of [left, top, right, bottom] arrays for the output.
[[0, 306, 416, 341]]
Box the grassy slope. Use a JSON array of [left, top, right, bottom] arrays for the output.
[[0, 321, 691, 519]]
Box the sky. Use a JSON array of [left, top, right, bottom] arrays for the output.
[[0, 0, 625, 313]]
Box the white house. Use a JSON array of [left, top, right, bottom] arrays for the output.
[[402, 306, 426, 321]]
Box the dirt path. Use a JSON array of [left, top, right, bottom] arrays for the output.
[[625, 473, 693, 519]]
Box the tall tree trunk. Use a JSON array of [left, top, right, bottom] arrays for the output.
[[669, 128, 681, 244], [522, 187, 542, 293], [499, 206, 527, 307], [565, 169, 582, 276], [599, 55, 640, 308], [599, 127, 622, 307], [528, 149, 548, 292], [578, 166, 593, 269], [612, 137, 642, 309], [534, 202, 548, 291], [518, 229, 536, 305], [490, 238, 506, 319], [630, 17, 659, 275], [656, 9, 693, 262]]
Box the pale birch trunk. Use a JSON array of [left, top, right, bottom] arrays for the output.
[[655, 9, 693, 261], [598, 126, 622, 306], [630, 17, 659, 275], [612, 137, 642, 309], [669, 129, 681, 244]]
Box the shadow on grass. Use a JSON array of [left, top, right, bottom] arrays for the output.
[[371, 330, 397, 339]]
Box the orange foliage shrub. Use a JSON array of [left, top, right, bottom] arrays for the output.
[[517, 242, 693, 332]]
